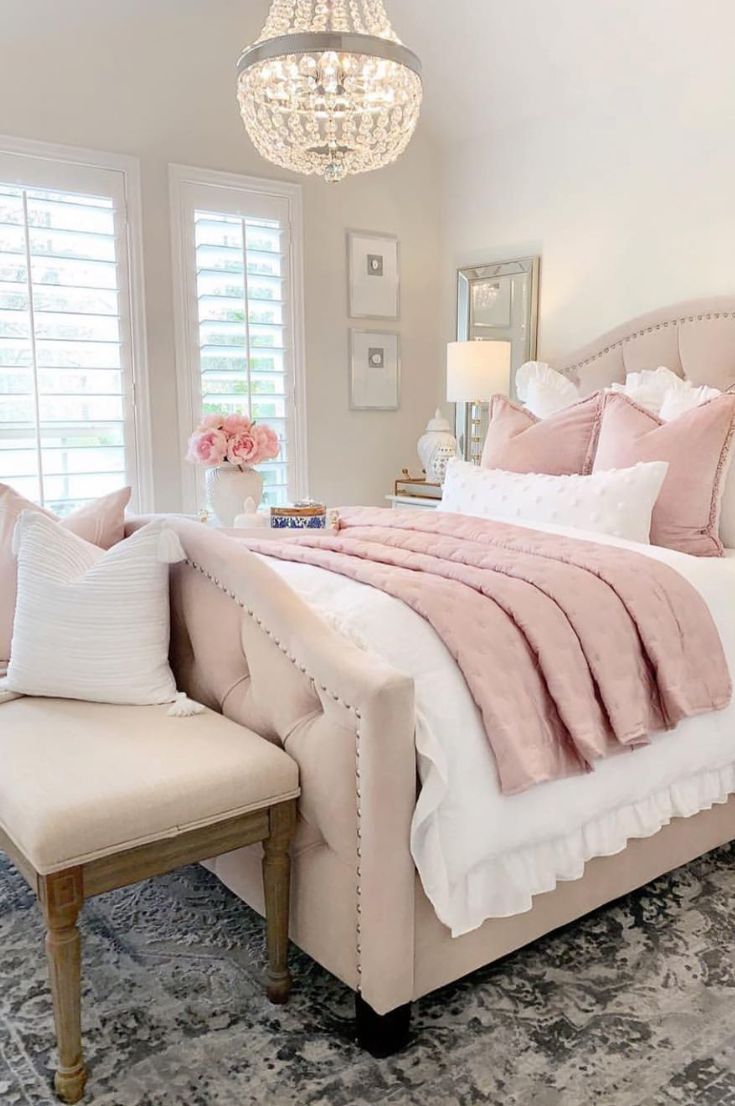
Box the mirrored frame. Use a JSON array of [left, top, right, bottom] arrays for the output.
[[454, 256, 540, 457]]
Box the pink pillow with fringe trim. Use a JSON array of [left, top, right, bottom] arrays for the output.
[[593, 392, 735, 556], [0, 483, 131, 667], [480, 393, 603, 476]]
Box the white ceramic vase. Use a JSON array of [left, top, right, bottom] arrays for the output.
[[205, 464, 264, 527], [417, 409, 459, 485]]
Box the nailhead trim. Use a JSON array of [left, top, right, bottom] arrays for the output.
[[568, 310, 735, 373], [184, 557, 364, 981]]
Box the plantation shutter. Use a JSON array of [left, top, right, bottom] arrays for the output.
[[0, 149, 142, 515], [171, 170, 305, 512]]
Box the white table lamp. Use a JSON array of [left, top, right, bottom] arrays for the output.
[[447, 340, 512, 462]]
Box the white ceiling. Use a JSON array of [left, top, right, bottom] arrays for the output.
[[235, 0, 735, 145], [390, 0, 735, 145], [5, 0, 735, 149]]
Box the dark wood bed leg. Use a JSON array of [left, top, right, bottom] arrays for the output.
[[354, 994, 412, 1057]]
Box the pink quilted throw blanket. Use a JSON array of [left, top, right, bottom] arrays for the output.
[[244, 510, 731, 794]]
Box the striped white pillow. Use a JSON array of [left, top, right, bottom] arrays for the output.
[[6, 513, 184, 705]]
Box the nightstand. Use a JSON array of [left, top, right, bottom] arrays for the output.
[[385, 494, 441, 511]]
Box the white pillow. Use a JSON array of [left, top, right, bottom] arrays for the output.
[[611, 366, 721, 418], [6, 513, 185, 705], [609, 366, 680, 413], [439, 458, 669, 544], [515, 361, 580, 418], [659, 383, 722, 421], [516, 363, 722, 424]]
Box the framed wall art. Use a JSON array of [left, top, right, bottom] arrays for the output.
[[347, 230, 399, 319], [349, 329, 400, 410]]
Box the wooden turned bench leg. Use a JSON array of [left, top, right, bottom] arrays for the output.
[[38, 869, 87, 1104], [262, 800, 297, 1004]]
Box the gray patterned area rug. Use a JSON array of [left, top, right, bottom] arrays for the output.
[[2, 846, 735, 1106]]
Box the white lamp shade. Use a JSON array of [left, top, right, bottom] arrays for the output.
[[446, 340, 512, 402]]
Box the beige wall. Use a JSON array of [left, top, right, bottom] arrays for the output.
[[0, 0, 443, 510], [441, 89, 735, 362]]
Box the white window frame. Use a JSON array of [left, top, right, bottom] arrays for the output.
[[0, 134, 153, 512], [169, 163, 307, 515]]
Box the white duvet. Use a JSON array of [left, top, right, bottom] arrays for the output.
[[263, 521, 735, 937]]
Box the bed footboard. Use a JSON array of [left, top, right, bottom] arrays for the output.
[[161, 520, 418, 1015]]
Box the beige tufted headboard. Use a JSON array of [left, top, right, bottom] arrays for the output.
[[553, 296, 735, 396]]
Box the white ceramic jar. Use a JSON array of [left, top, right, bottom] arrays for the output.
[[417, 409, 459, 484]]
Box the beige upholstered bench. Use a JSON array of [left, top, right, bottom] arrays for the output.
[[0, 696, 300, 1104]]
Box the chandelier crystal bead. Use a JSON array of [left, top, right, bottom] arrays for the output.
[[237, 0, 423, 182]]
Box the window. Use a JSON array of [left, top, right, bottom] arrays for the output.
[[0, 138, 150, 514], [170, 165, 306, 512]]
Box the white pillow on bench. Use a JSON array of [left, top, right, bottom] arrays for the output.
[[5, 513, 185, 705]]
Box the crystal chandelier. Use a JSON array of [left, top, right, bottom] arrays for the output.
[[237, 1, 423, 183]]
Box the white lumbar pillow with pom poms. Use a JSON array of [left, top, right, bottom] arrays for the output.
[[4, 512, 198, 707]]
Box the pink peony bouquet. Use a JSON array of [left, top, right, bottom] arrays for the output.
[[186, 413, 280, 470]]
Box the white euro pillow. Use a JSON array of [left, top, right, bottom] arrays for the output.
[[610, 366, 721, 418], [6, 512, 185, 705], [659, 382, 722, 421], [515, 361, 580, 418], [439, 458, 669, 544], [515, 363, 722, 424], [609, 366, 681, 413]]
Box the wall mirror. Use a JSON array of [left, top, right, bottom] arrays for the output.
[[454, 256, 540, 457]]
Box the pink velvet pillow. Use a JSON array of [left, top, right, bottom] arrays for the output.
[[593, 393, 735, 556], [481, 393, 603, 475], [0, 484, 131, 667]]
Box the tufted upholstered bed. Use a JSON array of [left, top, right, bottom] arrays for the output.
[[157, 297, 735, 1053]]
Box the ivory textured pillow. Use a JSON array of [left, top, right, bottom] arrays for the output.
[[593, 392, 735, 556], [440, 458, 668, 544], [0, 483, 130, 670], [481, 393, 603, 475], [6, 513, 184, 704]]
